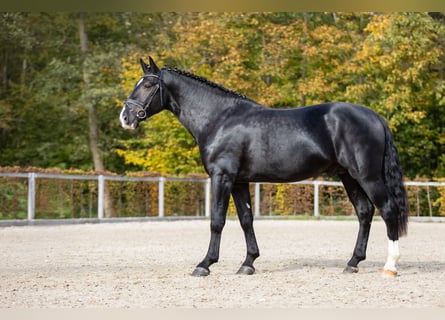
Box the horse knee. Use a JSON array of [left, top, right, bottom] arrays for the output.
[[210, 219, 225, 233], [357, 211, 373, 225]]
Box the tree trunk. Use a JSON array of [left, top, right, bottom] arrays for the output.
[[78, 12, 115, 218], [2, 50, 7, 94], [301, 13, 309, 106]]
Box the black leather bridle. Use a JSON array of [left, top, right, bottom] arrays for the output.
[[124, 72, 164, 120]]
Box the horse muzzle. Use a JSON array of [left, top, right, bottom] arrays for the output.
[[120, 105, 139, 130]]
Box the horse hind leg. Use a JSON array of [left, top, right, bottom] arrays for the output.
[[357, 178, 401, 277], [340, 174, 375, 274], [382, 239, 400, 278], [378, 195, 401, 277]]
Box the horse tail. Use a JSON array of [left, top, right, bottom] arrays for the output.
[[381, 120, 409, 237]]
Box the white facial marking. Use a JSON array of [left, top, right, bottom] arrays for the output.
[[246, 203, 251, 209], [119, 106, 125, 124], [136, 77, 144, 88], [384, 240, 400, 272], [120, 106, 135, 130]]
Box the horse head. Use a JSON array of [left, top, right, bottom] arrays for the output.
[[120, 56, 165, 129]]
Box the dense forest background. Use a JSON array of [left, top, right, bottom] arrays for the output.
[[1, 12, 445, 179]]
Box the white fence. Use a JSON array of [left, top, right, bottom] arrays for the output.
[[0, 172, 211, 221], [1, 172, 445, 222]]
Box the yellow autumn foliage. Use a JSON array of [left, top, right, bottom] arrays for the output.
[[115, 12, 445, 179]]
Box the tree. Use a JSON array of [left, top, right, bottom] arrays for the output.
[[0, 13, 86, 168], [1, 12, 445, 180], [79, 13, 103, 172], [0, 13, 139, 172], [114, 13, 371, 174], [343, 13, 445, 177]]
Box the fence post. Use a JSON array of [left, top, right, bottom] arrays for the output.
[[254, 183, 260, 217], [27, 173, 36, 221], [158, 177, 165, 217], [313, 181, 320, 217], [205, 178, 211, 217], [98, 175, 104, 219]]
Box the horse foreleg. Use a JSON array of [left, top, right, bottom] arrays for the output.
[[232, 183, 260, 275], [192, 172, 233, 277]]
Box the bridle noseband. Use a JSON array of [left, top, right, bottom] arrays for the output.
[[124, 71, 164, 120]]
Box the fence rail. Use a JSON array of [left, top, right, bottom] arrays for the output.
[[1, 172, 445, 222]]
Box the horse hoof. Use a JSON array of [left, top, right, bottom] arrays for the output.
[[382, 269, 397, 278], [236, 265, 255, 275], [191, 267, 210, 277], [343, 266, 359, 274]]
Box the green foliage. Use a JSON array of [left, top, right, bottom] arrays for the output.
[[0, 13, 140, 172], [114, 112, 203, 175], [0, 12, 445, 180], [0, 177, 27, 219]]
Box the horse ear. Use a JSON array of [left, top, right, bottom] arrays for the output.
[[140, 58, 150, 74], [149, 56, 161, 76]]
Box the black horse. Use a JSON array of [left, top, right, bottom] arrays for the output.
[[120, 57, 408, 277]]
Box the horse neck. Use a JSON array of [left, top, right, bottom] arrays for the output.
[[164, 71, 242, 143]]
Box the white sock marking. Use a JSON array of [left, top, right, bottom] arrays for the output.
[[384, 240, 400, 272]]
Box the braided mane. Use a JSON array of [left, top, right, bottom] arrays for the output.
[[163, 66, 247, 100]]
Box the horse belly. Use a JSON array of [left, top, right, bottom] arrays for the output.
[[238, 140, 333, 183]]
